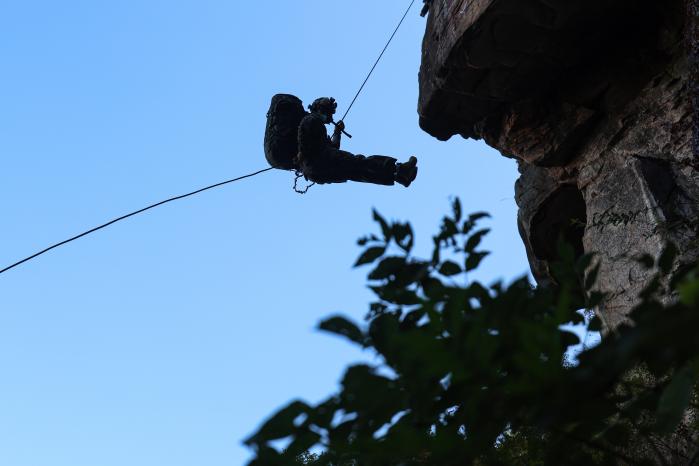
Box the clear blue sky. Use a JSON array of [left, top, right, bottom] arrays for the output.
[[0, 1, 529, 464]]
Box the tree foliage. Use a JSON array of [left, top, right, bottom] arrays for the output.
[[245, 199, 699, 465]]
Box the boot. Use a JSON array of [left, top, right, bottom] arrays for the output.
[[395, 156, 418, 187]]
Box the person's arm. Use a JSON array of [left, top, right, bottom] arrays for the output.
[[298, 114, 329, 160], [330, 120, 345, 149]]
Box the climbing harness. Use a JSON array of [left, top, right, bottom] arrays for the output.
[[291, 0, 416, 194], [0, 0, 417, 275]]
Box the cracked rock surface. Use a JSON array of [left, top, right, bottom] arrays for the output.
[[419, 0, 697, 328]]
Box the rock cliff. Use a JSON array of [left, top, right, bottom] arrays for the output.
[[419, 0, 697, 328]]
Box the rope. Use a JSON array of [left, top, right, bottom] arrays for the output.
[[0, 167, 274, 275], [340, 0, 417, 121], [293, 171, 316, 194]]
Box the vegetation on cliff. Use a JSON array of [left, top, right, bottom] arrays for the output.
[[246, 200, 699, 465]]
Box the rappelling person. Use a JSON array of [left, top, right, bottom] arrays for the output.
[[264, 94, 418, 188]]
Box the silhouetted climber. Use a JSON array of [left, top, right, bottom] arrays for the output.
[[264, 94, 418, 188]]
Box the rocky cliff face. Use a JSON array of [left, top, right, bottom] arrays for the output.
[[419, 0, 697, 328]]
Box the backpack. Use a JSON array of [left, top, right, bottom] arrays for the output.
[[264, 94, 307, 170]]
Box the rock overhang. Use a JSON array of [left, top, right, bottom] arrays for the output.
[[418, 0, 695, 327], [418, 0, 686, 165]]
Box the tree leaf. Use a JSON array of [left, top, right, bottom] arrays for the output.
[[357, 234, 380, 246], [368, 256, 406, 280], [394, 222, 414, 253], [587, 315, 603, 332], [678, 272, 699, 306], [370, 286, 422, 305], [465, 251, 490, 271], [636, 254, 655, 269], [319, 316, 365, 346], [655, 363, 698, 433], [394, 262, 429, 287], [441, 218, 458, 239], [658, 242, 678, 274], [586, 291, 605, 308], [421, 277, 446, 299], [584, 263, 601, 291], [451, 197, 462, 222], [560, 330, 581, 348], [355, 246, 386, 267], [576, 253, 594, 274], [431, 238, 441, 265], [468, 212, 490, 222], [245, 400, 310, 445], [439, 261, 462, 276], [283, 431, 322, 458], [465, 229, 490, 253], [373, 209, 391, 241]]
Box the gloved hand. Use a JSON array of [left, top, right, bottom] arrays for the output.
[[332, 120, 352, 139]]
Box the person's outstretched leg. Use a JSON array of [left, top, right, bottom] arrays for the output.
[[338, 151, 397, 185], [304, 149, 417, 187]]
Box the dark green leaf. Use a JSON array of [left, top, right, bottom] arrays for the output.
[[465, 251, 490, 271], [245, 400, 310, 445], [656, 363, 698, 433], [640, 276, 662, 299], [306, 398, 338, 429], [247, 447, 284, 465], [466, 282, 491, 302], [451, 197, 462, 222], [658, 242, 678, 274], [394, 222, 414, 253], [431, 238, 441, 265], [401, 309, 425, 328], [439, 261, 462, 276], [636, 254, 655, 269], [373, 209, 391, 241], [319, 316, 365, 346], [368, 256, 406, 280], [468, 212, 490, 222], [576, 253, 594, 274], [394, 262, 429, 287], [370, 286, 422, 305], [678, 272, 699, 306], [461, 220, 474, 235], [357, 234, 380, 247], [442, 218, 459, 238], [584, 263, 601, 291], [586, 291, 605, 308], [283, 431, 322, 458], [560, 330, 581, 348], [556, 239, 575, 265], [421, 277, 446, 299], [587, 315, 603, 332], [369, 302, 388, 317], [465, 228, 490, 253], [355, 246, 386, 267]]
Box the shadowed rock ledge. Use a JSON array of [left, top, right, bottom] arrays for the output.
[[419, 0, 697, 328]]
